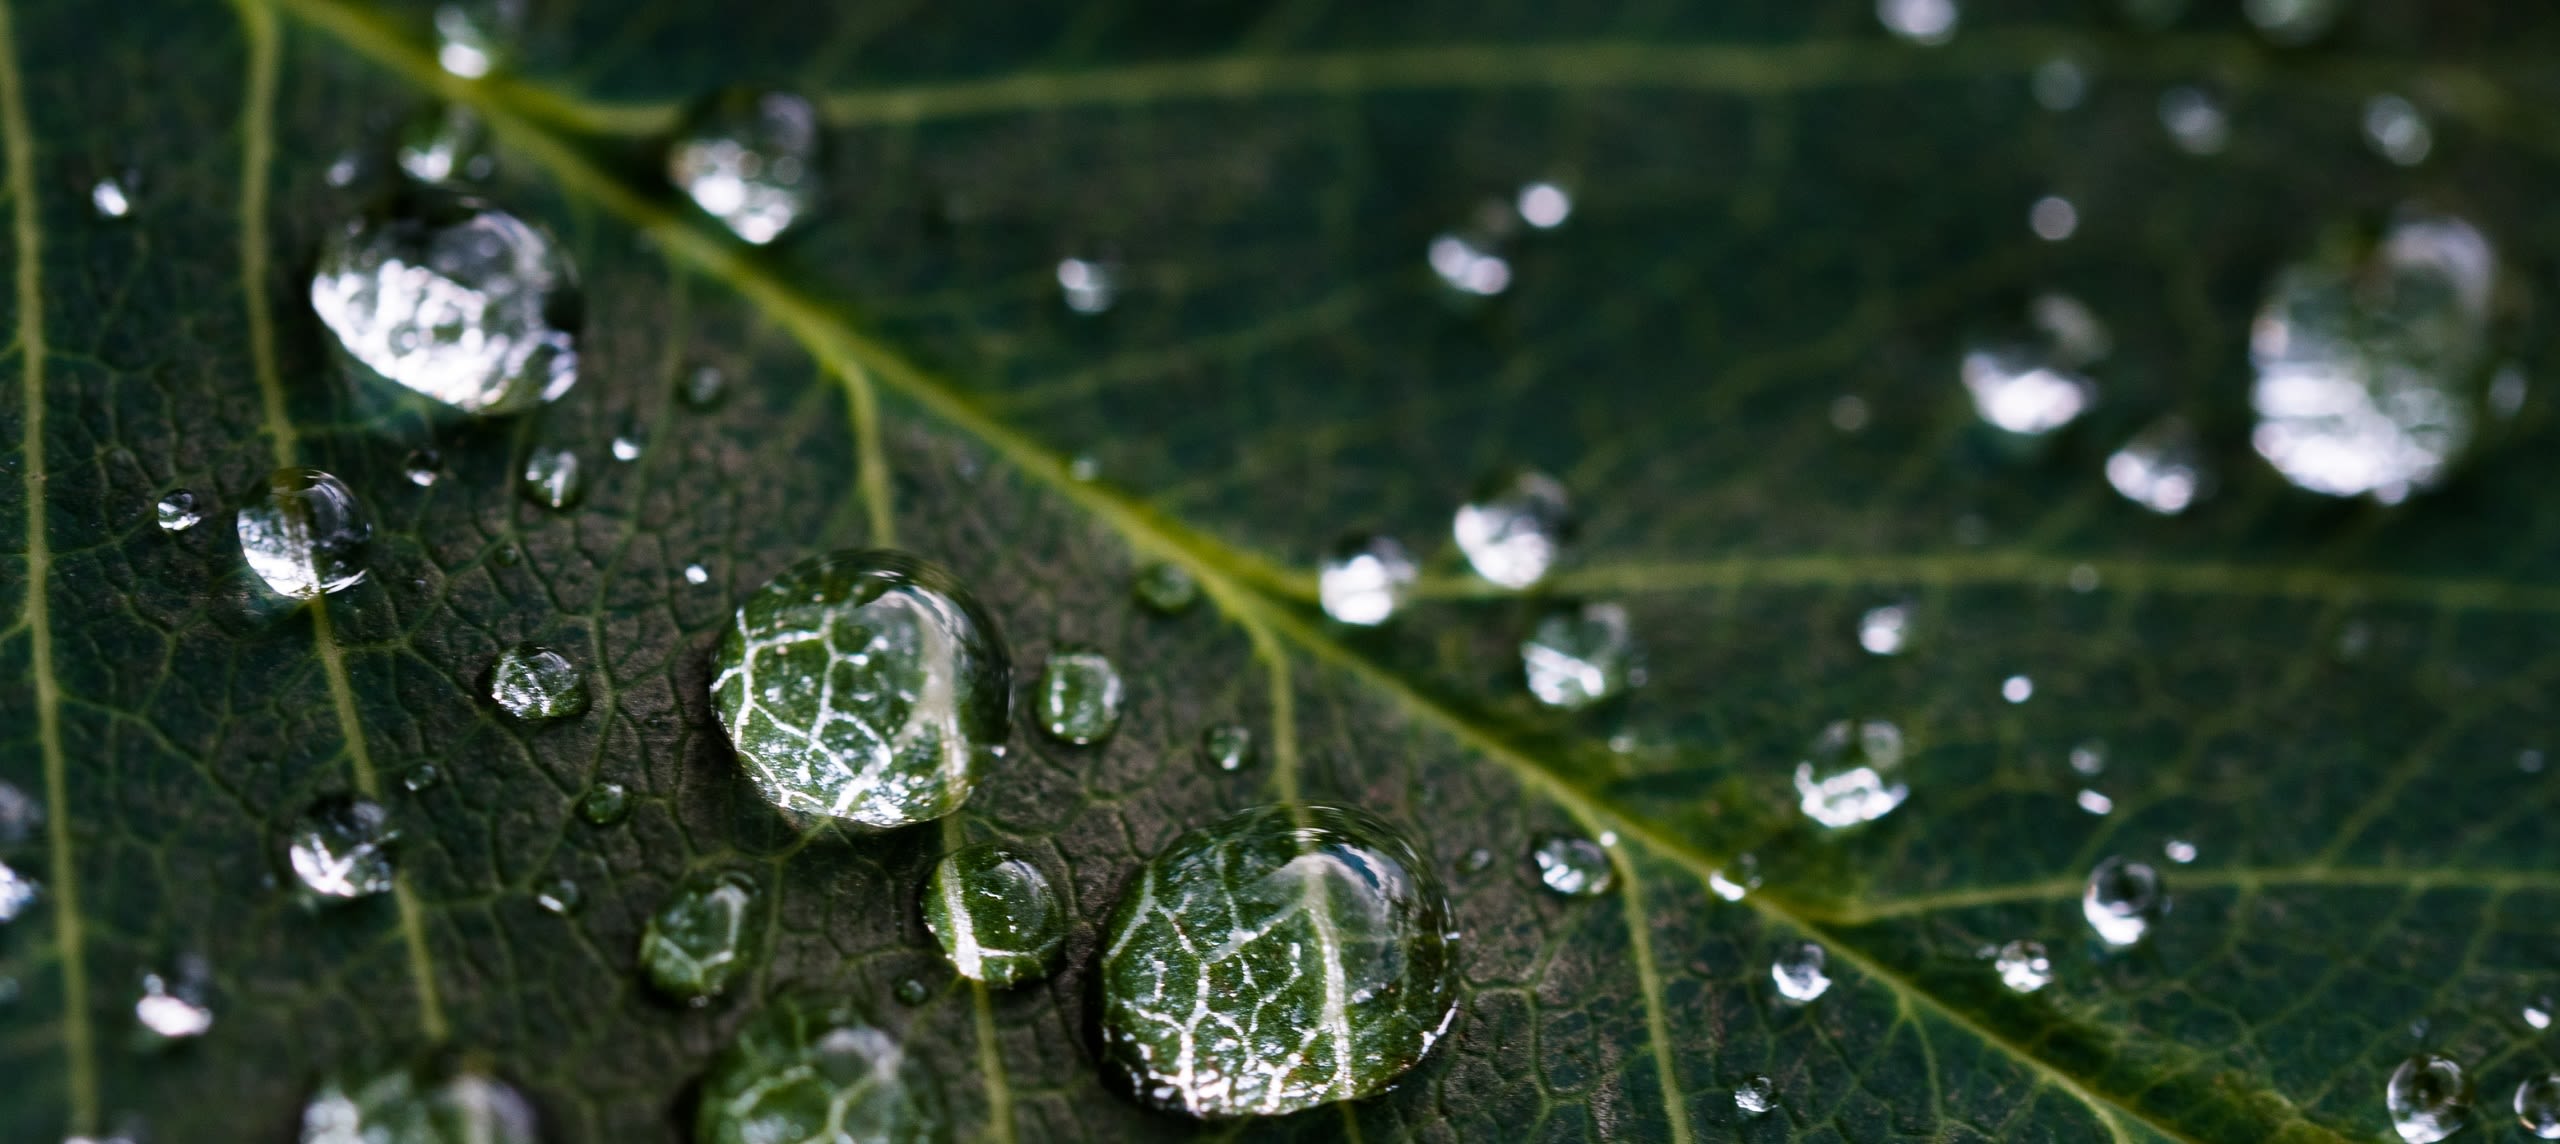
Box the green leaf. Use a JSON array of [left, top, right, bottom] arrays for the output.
[[4, 1, 2557, 1141]]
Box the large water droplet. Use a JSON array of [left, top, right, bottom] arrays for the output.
[[238, 468, 371, 599], [578, 781, 629, 826], [1319, 534, 1415, 626], [1531, 834, 1615, 897], [669, 90, 820, 246], [488, 643, 587, 720], [1515, 182, 1571, 229], [711, 550, 1010, 828], [1098, 804, 1459, 1118], [1130, 562, 1198, 615], [312, 202, 579, 417], [640, 868, 764, 1004], [1994, 940, 2053, 993], [1877, 0, 1958, 44], [2106, 415, 2209, 514], [2517, 1073, 2560, 1138], [1795, 718, 1908, 828], [2385, 1053, 2470, 1143], [2251, 212, 2494, 503], [433, 0, 524, 78], [397, 103, 493, 186], [1199, 723, 1255, 774], [2245, 0, 2340, 45], [289, 795, 396, 900], [1771, 940, 1831, 1003], [300, 1061, 538, 1144], [1454, 468, 1570, 589], [519, 446, 583, 510], [0, 861, 42, 923], [2082, 856, 2164, 946], [923, 844, 1065, 988], [1036, 647, 1123, 745], [1734, 1074, 1777, 1118], [695, 996, 944, 1144], [155, 489, 202, 533], [1522, 603, 1635, 710]]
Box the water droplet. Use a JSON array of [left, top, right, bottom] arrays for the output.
[[1708, 853, 1761, 902], [1994, 940, 2053, 992], [2029, 194, 2077, 241], [535, 878, 582, 916], [2251, 211, 2494, 504], [2490, 365, 2528, 419], [2082, 856, 2164, 946], [289, 795, 396, 900], [1771, 940, 1832, 1003], [2076, 789, 2114, 815], [0, 782, 34, 849], [301, 1062, 538, 1144], [0, 861, 42, 923], [1796, 718, 1908, 828], [90, 176, 132, 219], [402, 449, 443, 488], [1829, 393, 1871, 432], [2068, 563, 2102, 593], [578, 782, 629, 825], [892, 977, 930, 1006], [1858, 604, 1909, 655], [238, 468, 371, 599], [2165, 839, 2198, 864], [684, 562, 710, 585], [1454, 468, 1570, 589], [433, 0, 523, 77], [1036, 647, 1124, 745], [1531, 834, 1615, 897], [400, 764, 440, 793], [2106, 416, 2209, 514], [486, 643, 588, 720], [324, 151, 363, 187], [695, 996, 944, 1141], [924, 844, 1066, 988], [396, 103, 492, 186], [1099, 804, 1459, 1118], [311, 201, 579, 416], [639, 869, 764, 1004], [1130, 562, 1198, 615], [2159, 86, 2230, 155], [2527, 998, 2552, 1030], [1065, 453, 1100, 482], [1319, 534, 1416, 626], [1198, 723, 1254, 773], [2070, 739, 2106, 776], [669, 89, 820, 246], [1056, 257, 1118, 315], [2363, 94, 2433, 167], [1428, 229, 1510, 297], [2033, 57, 2086, 111], [1876, 0, 1958, 44], [610, 435, 642, 463], [682, 365, 727, 408], [155, 489, 202, 532], [1522, 603, 1635, 710], [2002, 674, 2034, 703], [1963, 345, 2094, 436], [135, 969, 213, 1041], [1461, 847, 1494, 874], [519, 447, 583, 510], [1734, 1074, 1777, 1118], [2385, 1053, 2470, 1143], [1515, 181, 1571, 229], [2245, 0, 2341, 45], [2518, 1074, 2560, 1138]]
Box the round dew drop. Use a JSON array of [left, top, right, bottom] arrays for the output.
[[488, 643, 587, 720], [1130, 561, 1199, 615], [1521, 603, 1636, 710], [1733, 1075, 1777, 1118], [301, 1061, 539, 1144], [1795, 718, 1908, 828], [1036, 647, 1124, 745], [2082, 856, 2165, 946], [156, 489, 202, 532], [695, 995, 945, 1144], [640, 868, 766, 1004], [1531, 834, 1615, 897], [520, 446, 583, 510], [2386, 1053, 2469, 1143], [578, 781, 630, 826], [1453, 468, 1570, 589], [893, 977, 931, 1006], [669, 89, 822, 246], [1994, 940, 2052, 993], [1319, 533, 1416, 626], [2516, 1073, 2560, 1139], [1198, 723, 1254, 774], [535, 878, 582, 916], [310, 201, 580, 417], [922, 844, 1066, 988], [238, 468, 372, 600], [288, 795, 397, 901], [1772, 941, 1831, 1003]]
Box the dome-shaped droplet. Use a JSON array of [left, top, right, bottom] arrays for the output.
[[135, 967, 214, 1041], [1963, 344, 2094, 436], [1036, 647, 1123, 745], [696, 996, 945, 1144], [156, 489, 202, 532], [520, 446, 583, 509], [403, 449, 443, 487], [1795, 718, 1908, 828], [534, 877, 582, 916], [1531, 833, 1615, 897], [2082, 856, 2164, 946], [892, 977, 930, 1006], [1319, 534, 1415, 626], [1858, 603, 1908, 655], [578, 781, 629, 826], [1454, 469, 1570, 589], [432, 0, 524, 78], [2386, 1053, 2470, 1143], [2516, 1073, 2560, 1139], [300, 1061, 538, 1144], [488, 643, 587, 720], [669, 89, 820, 246], [1771, 940, 1831, 1003], [2107, 415, 2211, 516], [239, 468, 371, 599], [402, 764, 441, 793], [1994, 939, 2053, 993], [1733, 1074, 1777, 1118], [1522, 602, 1636, 710], [1098, 804, 1460, 1119], [922, 844, 1065, 988], [1130, 561, 1199, 615], [2251, 213, 2495, 504], [1198, 723, 1255, 773], [1707, 853, 1761, 902], [640, 868, 765, 1004], [311, 201, 580, 417], [397, 103, 493, 186], [289, 795, 396, 900], [711, 550, 1010, 828]]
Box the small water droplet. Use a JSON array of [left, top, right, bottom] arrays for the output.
[[2159, 86, 2230, 155], [520, 447, 583, 510], [1829, 393, 1871, 432], [488, 643, 587, 720], [610, 435, 642, 462], [1131, 562, 1199, 615], [0, 861, 42, 923], [2245, 0, 2341, 45], [134, 968, 213, 1041], [2106, 416, 2209, 514], [1797, 718, 1908, 828], [1859, 603, 1909, 655], [2526, 998, 2553, 1030], [578, 781, 629, 826], [1455, 468, 1571, 589], [2070, 739, 2106, 776], [2082, 856, 2164, 946], [1319, 534, 1416, 626], [640, 868, 764, 1003], [682, 365, 727, 407], [90, 176, 132, 219], [1734, 1074, 1777, 1117], [1994, 939, 2053, 992], [1876, 0, 1958, 44], [325, 151, 363, 187], [396, 103, 492, 185], [925, 844, 1067, 988], [1708, 853, 1761, 902], [2029, 194, 2077, 241], [1515, 182, 1571, 229], [2363, 94, 2433, 167], [669, 89, 820, 245], [696, 997, 941, 1138], [239, 468, 371, 599], [2517, 1074, 2560, 1139], [893, 977, 930, 1006], [1522, 603, 1635, 710], [2032, 57, 2086, 111], [155, 489, 202, 532], [2076, 789, 2114, 815], [535, 877, 582, 916], [1428, 230, 1510, 297], [1771, 940, 1831, 1003], [1963, 345, 2094, 436], [1199, 723, 1255, 773], [0, 781, 37, 848], [433, 0, 522, 77], [684, 562, 709, 585], [303, 1062, 539, 1144], [1531, 834, 1615, 897], [400, 764, 440, 793], [401, 449, 443, 488], [1037, 647, 1124, 745], [289, 795, 396, 900], [2386, 1053, 2470, 1143], [312, 202, 579, 416], [2002, 674, 2034, 703], [2164, 839, 2198, 864], [1057, 257, 1118, 315], [1461, 847, 1494, 874], [493, 543, 522, 567]]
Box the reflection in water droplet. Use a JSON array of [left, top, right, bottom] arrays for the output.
[[1707, 853, 1761, 902], [1859, 604, 1908, 655], [313, 203, 579, 417], [712, 550, 1010, 828], [1877, 0, 1958, 44], [91, 177, 132, 219], [2107, 416, 2209, 514], [302, 1062, 539, 1144], [239, 468, 371, 599], [2245, 0, 2341, 45], [1516, 182, 1571, 229], [1797, 719, 1908, 828], [684, 562, 710, 586], [489, 643, 587, 720], [695, 996, 943, 1143], [2159, 86, 2230, 155], [0, 861, 41, 923], [1130, 562, 1198, 615], [2364, 94, 2433, 166], [1057, 258, 1117, 315], [2033, 57, 2085, 111], [1532, 834, 1615, 897], [1455, 469, 1571, 589], [2164, 839, 2198, 864], [403, 449, 442, 488], [1198, 723, 1254, 773], [290, 796, 396, 900], [433, 0, 523, 77], [2251, 212, 2494, 503], [397, 103, 492, 186], [401, 764, 440, 793], [2029, 195, 2077, 241], [2385, 1053, 2469, 1143], [135, 970, 213, 1041], [535, 878, 582, 916], [611, 435, 642, 463], [1734, 1074, 1777, 1118], [925, 844, 1066, 988], [1098, 804, 1459, 1118], [2518, 1074, 2560, 1138], [1320, 534, 1416, 626], [1037, 647, 1124, 745], [520, 446, 583, 510], [670, 90, 820, 246], [2082, 856, 2164, 946], [156, 489, 202, 532], [2527, 998, 2553, 1031], [2076, 789, 2113, 815], [2003, 675, 2034, 703], [1772, 940, 1831, 1003], [1523, 603, 1635, 710], [1995, 940, 2053, 992], [1963, 345, 2094, 436], [579, 782, 629, 825], [641, 869, 764, 1003]]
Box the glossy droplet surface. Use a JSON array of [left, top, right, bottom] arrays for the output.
[[489, 643, 586, 720], [397, 103, 492, 186], [520, 446, 583, 509], [1130, 562, 1199, 614], [404, 449, 443, 487], [2516, 1073, 2560, 1138], [2082, 856, 2165, 946], [1037, 647, 1124, 745], [311, 202, 579, 416], [1858, 603, 1908, 655], [0, 861, 40, 923], [711, 550, 1010, 828], [670, 90, 820, 246], [696, 995, 945, 1144], [1995, 940, 2053, 993], [1531, 834, 1615, 897], [1734, 1075, 1776, 1118], [1707, 854, 1761, 902], [2106, 416, 2209, 514], [1522, 603, 1635, 710], [1771, 940, 1831, 1003], [535, 878, 582, 916], [923, 844, 1065, 988], [641, 869, 765, 1003], [1963, 344, 2094, 436], [1199, 723, 1254, 773], [239, 468, 371, 599], [156, 489, 201, 532], [1454, 469, 1570, 589], [1319, 534, 1415, 626], [91, 175, 132, 218], [289, 795, 396, 900], [433, 0, 524, 77], [892, 977, 930, 1006], [1098, 804, 1460, 1119], [1795, 718, 1908, 828], [578, 781, 629, 825], [402, 764, 441, 793], [1057, 257, 1118, 314], [2386, 1053, 2469, 1143], [135, 969, 213, 1041], [301, 1063, 538, 1144]]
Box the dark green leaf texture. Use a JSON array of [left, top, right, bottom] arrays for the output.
[[5, 0, 2559, 1140]]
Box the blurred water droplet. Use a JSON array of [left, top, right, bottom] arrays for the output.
[[2386, 1053, 2470, 1143], [1131, 562, 1199, 615], [1963, 345, 2094, 436], [1876, 0, 1958, 44], [1515, 181, 1571, 229], [1199, 723, 1255, 774], [669, 89, 820, 245], [1995, 940, 2053, 992], [2070, 740, 2106, 776], [492, 543, 521, 567], [433, 0, 522, 77], [2082, 856, 2164, 946], [1708, 854, 1761, 901], [239, 468, 370, 599], [2029, 195, 2077, 241], [682, 365, 727, 408], [520, 447, 583, 510], [155, 489, 201, 532], [1056, 257, 1117, 315], [302, 1062, 538, 1144], [396, 103, 492, 186], [2164, 839, 2198, 864], [2490, 364, 2528, 419], [1771, 941, 1831, 1003], [1037, 647, 1124, 745], [1429, 199, 1517, 298], [893, 977, 930, 1006], [312, 202, 579, 416], [641, 869, 764, 1003], [610, 435, 642, 462], [2002, 674, 2034, 703], [695, 997, 941, 1139], [0, 782, 37, 847], [2107, 416, 2209, 514], [1858, 604, 1909, 655], [535, 878, 582, 916], [0, 861, 41, 923], [2032, 57, 2086, 111], [1523, 603, 1635, 710], [489, 643, 587, 720], [925, 844, 1066, 988], [290, 796, 396, 900], [578, 782, 629, 826], [1829, 394, 1871, 432], [1797, 718, 1908, 828], [2076, 789, 2113, 815], [1734, 1075, 1777, 1117], [2518, 1074, 2560, 1138], [2364, 94, 2433, 166], [2159, 86, 2230, 155], [400, 764, 440, 793], [90, 176, 131, 219], [402, 449, 442, 488], [1455, 468, 1570, 589], [684, 562, 709, 585], [1320, 534, 1415, 626], [1531, 834, 1615, 897], [2068, 563, 2101, 593], [134, 967, 212, 1041], [2245, 0, 2341, 44]]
